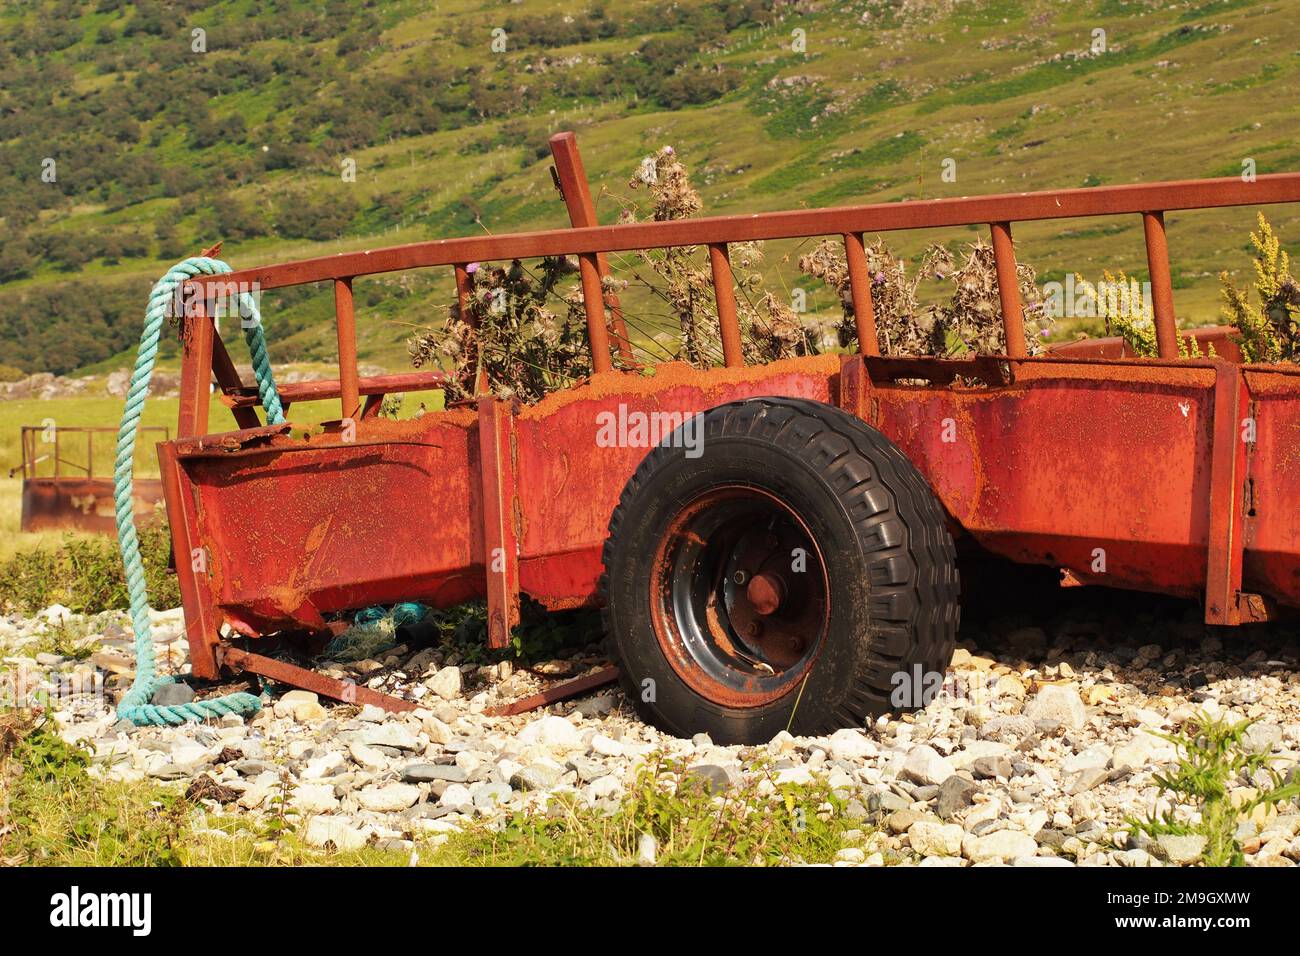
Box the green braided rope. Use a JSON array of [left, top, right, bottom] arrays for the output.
[[116, 257, 285, 726]]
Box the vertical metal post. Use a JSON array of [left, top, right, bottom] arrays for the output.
[[335, 277, 359, 421], [177, 290, 214, 438], [990, 221, 1027, 358], [1143, 211, 1179, 359], [579, 253, 614, 373], [548, 131, 633, 362], [477, 397, 521, 648], [709, 243, 744, 367], [843, 232, 880, 356]]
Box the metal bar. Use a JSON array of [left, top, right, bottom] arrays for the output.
[[990, 221, 1027, 358], [224, 371, 448, 409], [85, 430, 93, 479], [210, 332, 263, 429], [220, 647, 418, 713], [178, 305, 215, 438], [477, 397, 521, 649], [579, 252, 614, 373], [548, 131, 633, 362], [1142, 211, 1180, 359], [709, 243, 744, 367], [1204, 363, 1250, 624], [843, 232, 880, 356], [483, 665, 620, 717], [157, 441, 220, 679], [334, 277, 359, 421], [184, 173, 1300, 296]]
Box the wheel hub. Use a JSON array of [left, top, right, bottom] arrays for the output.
[[649, 485, 831, 707]]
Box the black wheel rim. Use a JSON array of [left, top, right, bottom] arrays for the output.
[[650, 485, 831, 708]]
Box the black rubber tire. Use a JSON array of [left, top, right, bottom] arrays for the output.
[[600, 397, 959, 744]]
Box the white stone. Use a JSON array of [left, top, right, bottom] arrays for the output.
[[170, 742, 211, 770], [1024, 684, 1087, 729], [963, 829, 1039, 863], [357, 783, 421, 813], [292, 784, 338, 814], [419, 712, 453, 745], [428, 666, 462, 700], [440, 783, 473, 808], [902, 744, 955, 786], [909, 820, 964, 856], [827, 728, 876, 761]]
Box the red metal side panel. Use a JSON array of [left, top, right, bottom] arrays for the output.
[[1243, 368, 1300, 609], [513, 357, 841, 608], [869, 362, 1218, 599], [172, 414, 482, 636]]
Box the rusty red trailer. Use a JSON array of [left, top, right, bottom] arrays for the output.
[[160, 133, 1300, 741], [14, 426, 168, 534]]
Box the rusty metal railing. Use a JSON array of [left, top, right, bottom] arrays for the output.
[[183, 139, 1300, 421], [13, 425, 170, 480]]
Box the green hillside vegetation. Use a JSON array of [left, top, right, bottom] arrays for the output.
[[1, 0, 1297, 376]]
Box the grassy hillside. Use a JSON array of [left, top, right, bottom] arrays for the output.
[[1, 0, 1297, 377]]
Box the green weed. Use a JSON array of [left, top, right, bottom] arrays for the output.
[[0, 522, 179, 614], [434, 754, 863, 866], [1127, 714, 1300, 866]]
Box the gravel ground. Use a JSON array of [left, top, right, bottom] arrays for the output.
[[4, 596, 1299, 866]]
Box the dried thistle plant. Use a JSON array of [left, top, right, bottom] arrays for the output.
[[619, 147, 820, 367], [1219, 213, 1299, 363], [937, 240, 1050, 355], [408, 256, 595, 403], [799, 237, 1048, 356]]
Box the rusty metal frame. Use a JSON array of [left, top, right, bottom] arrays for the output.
[[477, 396, 522, 648], [549, 132, 634, 362]]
